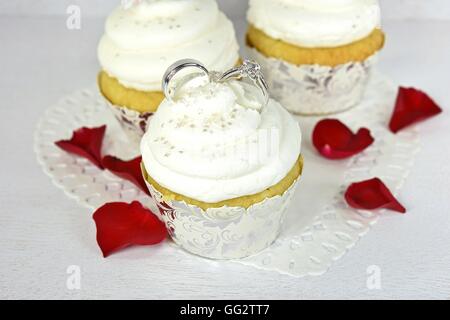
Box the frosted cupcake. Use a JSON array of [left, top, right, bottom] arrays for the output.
[[97, 0, 240, 142], [141, 60, 303, 259], [246, 0, 385, 115]]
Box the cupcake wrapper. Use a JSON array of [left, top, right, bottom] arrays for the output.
[[107, 101, 153, 145], [246, 46, 378, 115], [143, 172, 301, 260]]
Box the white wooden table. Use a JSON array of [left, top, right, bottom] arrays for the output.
[[1, 1, 450, 299]]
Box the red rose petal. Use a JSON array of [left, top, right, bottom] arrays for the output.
[[93, 201, 167, 257], [102, 155, 150, 195], [345, 178, 406, 213], [55, 125, 106, 169], [312, 119, 374, 160], [389, 87, 442, 133]]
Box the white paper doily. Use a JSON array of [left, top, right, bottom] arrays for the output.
[[34, 72, 421, 277]]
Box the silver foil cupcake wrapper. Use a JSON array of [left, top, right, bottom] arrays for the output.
[[246, 46, 378, 115], [105, 101, 153, 145], [142, 166, 301, 260]]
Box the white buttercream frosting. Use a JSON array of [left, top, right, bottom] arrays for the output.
[[98, 0, 239, 91], [247, 0, 381, 48], [140, 77, 302, 203]]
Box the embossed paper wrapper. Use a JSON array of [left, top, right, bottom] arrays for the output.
[[246, 46, 378, 115], [142, 164, 301, 260], [104, 100, 153, 146]]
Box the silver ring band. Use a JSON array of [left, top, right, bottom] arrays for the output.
[[162, 59, 209, 101]]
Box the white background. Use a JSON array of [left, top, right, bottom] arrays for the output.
[[1, 0, 450, 20], [1, 1, 450, 299]]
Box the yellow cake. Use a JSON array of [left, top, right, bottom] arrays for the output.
[[247, 25, 385, 68], [142, 156, 303, 211], [98, 71, 164, 113]]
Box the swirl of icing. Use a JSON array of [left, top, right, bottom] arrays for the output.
[[140, 78, 302, 203], [247, 0, 381, 48], [98, 0, 239, 91]]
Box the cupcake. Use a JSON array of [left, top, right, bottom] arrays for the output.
[[140, 60, 303, 259], [97, 0, 240, 142], [246, 0, 385, 115]]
